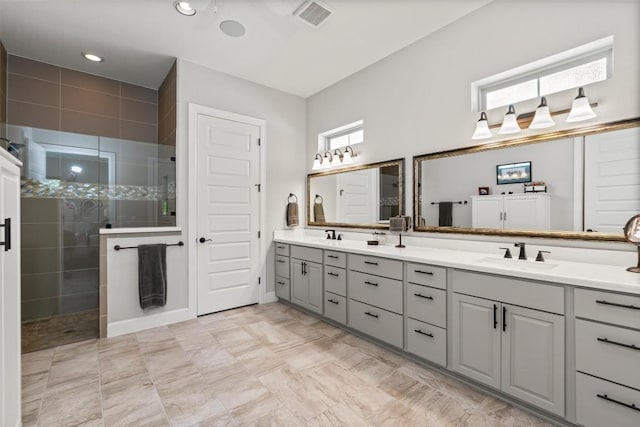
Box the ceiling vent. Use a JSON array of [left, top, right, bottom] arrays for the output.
[[293, 0, 333, 28]]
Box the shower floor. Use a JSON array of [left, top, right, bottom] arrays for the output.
[[21, 309, 99, 354]]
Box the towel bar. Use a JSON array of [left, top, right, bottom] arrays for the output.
[[114, 241, 184, 251], [430, 201, 467, 205]]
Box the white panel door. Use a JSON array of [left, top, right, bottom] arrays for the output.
[[196, 114, 260, 315], [0, 153, 21, 427], [584, 127, 640, 233], [501, 305, 565, 416], [337, 169, 375, 224], [452, 293, 501, 389]]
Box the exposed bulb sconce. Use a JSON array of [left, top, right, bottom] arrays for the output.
[[498, 105, 522, 135], [528, 97, 555, 129], [471, 112, 492, 140], [312, 153, 324, 171], [566, 87, 597, 123]]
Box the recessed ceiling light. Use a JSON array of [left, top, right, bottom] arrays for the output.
[[220, 20, 246, 37], [174, 1, 196, 16], [82, 52, 103, 62]]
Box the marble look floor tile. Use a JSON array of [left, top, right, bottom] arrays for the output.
[[278, 338, 336, 373], [351, 356, 398, 386], [142, 347, 198, 382], [210, 371, 271, 411], [306, 403, 370, 427], [229, 391, 284, 425], [235, 343, 286, 377], [377, 369, 420, 400], [99, 349, 147, 385], [244, 320, 305, 353], [366, 399, 414, 426], [155, 371, 228, 426], [51, 338, 98, 363], [38, 380, 102, 426], [247, 405, 305, 427], [21, 348, 55, 376], [101, 372, 168, 427]]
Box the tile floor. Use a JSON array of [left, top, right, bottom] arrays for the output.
[[22, 309, 99, 353], [21, 302, 551, 426]]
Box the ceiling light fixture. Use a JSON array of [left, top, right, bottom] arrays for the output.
[[174, 1, 196, 16], [82, 52, 103, 62], [528, 97, 555, 129], [220, 20, 246, 37], [566, 87, 597, 122], [498, 105, 522, 135], [471, 112, 492, 140]]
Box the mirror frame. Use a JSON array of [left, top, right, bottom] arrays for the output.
[[413, 117, 640, 242], [307, 158, 405, 229]]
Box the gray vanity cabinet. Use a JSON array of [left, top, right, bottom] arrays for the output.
[[275, 244, 291, 301], [451, 271, 565, 417], [324, 250, 347, 324], [290, 246, 323, 314]]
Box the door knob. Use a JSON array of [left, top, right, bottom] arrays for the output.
[[199, 237, 212, 243]]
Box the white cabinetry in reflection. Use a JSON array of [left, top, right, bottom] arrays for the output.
[[471, 193, 551, 230]]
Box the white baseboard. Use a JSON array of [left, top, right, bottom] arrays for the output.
[[262, 291, 278, 304], [107, 308, 194, 337]]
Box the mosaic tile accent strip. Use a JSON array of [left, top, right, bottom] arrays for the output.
[[21, 179, 176, 201]]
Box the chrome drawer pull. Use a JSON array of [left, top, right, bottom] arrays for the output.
[[414, 293, 433, 300], [327, 272, 340, 277], [364, 261, 378, 266], [595, 300, 640, 311], [327, 299, 339, 305], [364, 281, 378, 287], [597, 337, 640, 351], [277, 259, 285, 263], [364, 311, 379, 318], [596, 394, 640, 412], [277, 281, 285, 285], [414, 269, 433, 275], [414, 329, 433, 338], [327, 255, 339, 259]]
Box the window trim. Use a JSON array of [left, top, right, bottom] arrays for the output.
[[471, 36, 613, 112], [318, 120, 363, 152]]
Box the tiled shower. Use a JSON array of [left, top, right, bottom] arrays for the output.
[[6, 55, 177, 352]]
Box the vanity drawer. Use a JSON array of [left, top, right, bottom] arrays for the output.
[[406, 318, 446, 366], [575, 288, 640, 330], [275, 243, 290, 256], [275, 255, 290, 278], [291, 245, 323, 264], [275, 277, 290, 301], [325, 266, 346, 296], [348, 270, 403, 314], [324, 250, 346, 268], [576, 319, 640, 390], [576, 372, 640, 427], [324, 292, 346, 325], [406, 263, 446, 290], [406, 283, 446, 328], [348, 299, 403, 348], [349, 254, 403, 280]]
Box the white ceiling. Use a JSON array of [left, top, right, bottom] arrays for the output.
[[0, 0, 492, 97]]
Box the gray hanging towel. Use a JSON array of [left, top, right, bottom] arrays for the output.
[[438, 202, 453, 227], [286, 202, 299, 227], [138, 244, 167, 309], [314, 201, 326, 223]]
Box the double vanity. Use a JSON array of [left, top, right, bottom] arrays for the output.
[[273, 232, 640, 427]]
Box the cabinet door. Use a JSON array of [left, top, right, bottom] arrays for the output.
[[471, 196, 504, 229], [452, 293, 501, 389], [306, 261, 323, 314], [501, 304, 564, 416], [290, 259, 307, 307], [504, 195, 550, 231]]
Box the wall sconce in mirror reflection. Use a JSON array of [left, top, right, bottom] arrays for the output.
[[623, 214, 640, 273], [472, 87, 597, 140]]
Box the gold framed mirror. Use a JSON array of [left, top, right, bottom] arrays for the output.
[[413, 117, 640, 241], [307, 158, 405, 229]]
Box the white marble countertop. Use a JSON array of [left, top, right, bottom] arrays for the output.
[[274, 230, 640, 295]]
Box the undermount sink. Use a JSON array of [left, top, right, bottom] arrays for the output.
[[477, 256, 559, 271]]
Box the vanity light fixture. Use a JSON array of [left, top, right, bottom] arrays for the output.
[[333, 146, 357, 165], [528, 97, 555, 129], [471, 112, 493, 140], [566, 87, 597, 122], [82, 52, 103, 62], [174, 1, 196, 16], [312, 153, 324, 171], [498, 105, 521, 135], [323, 151, 334, 169]]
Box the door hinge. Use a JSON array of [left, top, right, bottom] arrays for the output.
[[258, 138, 261, 146], [258, 231, 261, 238]]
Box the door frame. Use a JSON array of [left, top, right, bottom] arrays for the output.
[[187, 104, 267, 317]]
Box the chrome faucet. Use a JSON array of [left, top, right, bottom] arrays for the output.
[[514, 242, 527, 260], [325, 229, 337, 240]]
